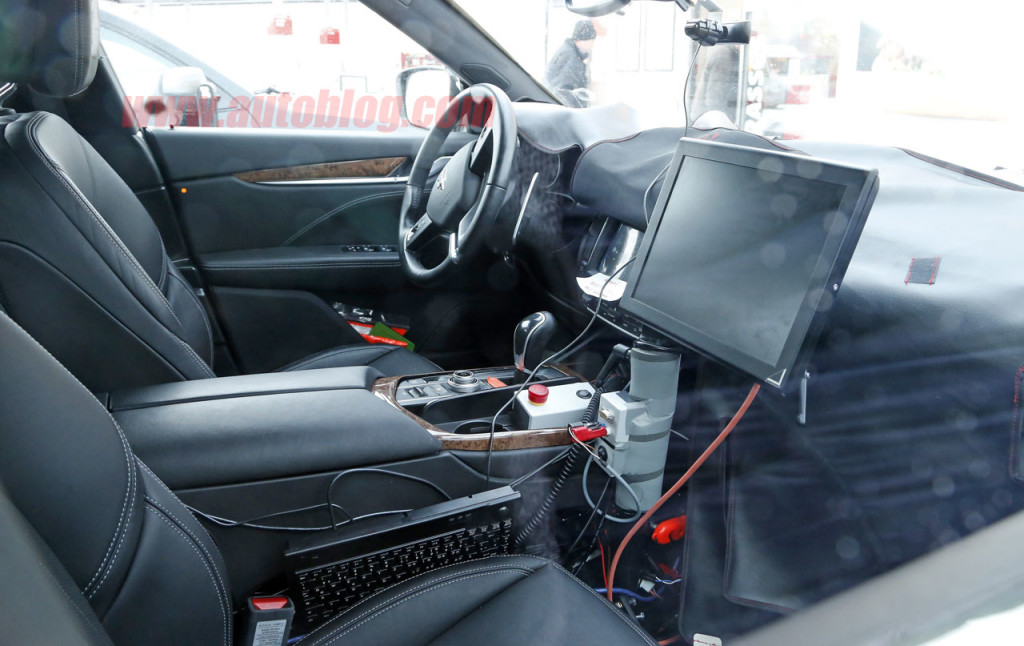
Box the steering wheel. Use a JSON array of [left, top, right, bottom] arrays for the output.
[[399, 84, 517, 285]]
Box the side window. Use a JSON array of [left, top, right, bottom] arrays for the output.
[[99, 0, 437, 131]]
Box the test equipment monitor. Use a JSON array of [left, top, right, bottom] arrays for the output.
[[620, 139, 879, 388]]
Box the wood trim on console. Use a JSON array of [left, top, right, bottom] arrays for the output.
[[234, 157, 407, 183], [372, 375, 574, 451]]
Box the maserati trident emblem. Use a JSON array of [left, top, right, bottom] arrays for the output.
[[437, 167, 448, 192]]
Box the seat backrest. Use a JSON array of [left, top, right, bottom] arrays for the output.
[[0, 480, 114, 646], [0, 0, 215, 392], [0, 309, 233, 645]]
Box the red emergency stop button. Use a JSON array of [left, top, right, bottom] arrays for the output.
[[528, 384, 549, 405]]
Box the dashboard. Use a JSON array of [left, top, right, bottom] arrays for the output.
[[497, 100, 1024, 389]]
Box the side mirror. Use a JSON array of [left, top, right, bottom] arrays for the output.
[[159, 66, 218, 127], [159, 66, 209, 96], [396, 67, 459, 129]]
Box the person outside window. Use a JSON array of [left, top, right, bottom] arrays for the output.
[[545, 19, 597, 108]]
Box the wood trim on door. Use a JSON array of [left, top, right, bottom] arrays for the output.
[[234, 157, 407, 183]]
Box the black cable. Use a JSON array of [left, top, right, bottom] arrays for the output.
[[620, 595, 638, 621], [683, 43, 703, 138], [485, 258, 636, 486], [514, 445, 582, 546], [508, 446, 574, 489], [515, 261, 642, 343], [187, 471, 450, 534], [515, 384, 606, 546], [186, 503, 411, 533], [581, 455, 642, 523], [572, 487, 613, 577], [565, 476, 610, 562], [326, 467, 452, 530]]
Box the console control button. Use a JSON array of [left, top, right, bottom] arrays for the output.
[[406, 378, 427, 386]]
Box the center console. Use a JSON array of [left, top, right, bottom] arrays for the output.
[[395, 367, 542, 405], [104, 310, 600, 615], [372, 310, 598, 451], [375, 365, 584, 448]]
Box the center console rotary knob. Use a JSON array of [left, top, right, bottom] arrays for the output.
[[447, 370, 481, 392]]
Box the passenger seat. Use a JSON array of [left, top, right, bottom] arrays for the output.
[[0, 0, 438, 392]]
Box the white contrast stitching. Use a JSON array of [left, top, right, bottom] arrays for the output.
[[169, 271, 214, 364], [83, 416, 137, 599], [145, 506, 230, 646], [22, 115, 216, 378], [0, 311, 139, 600], [26, 114, 182, 326], [307, 571, 531, 646], [301, 558, 538, 643], [550, 561, 659, 645], [145, 493, 231, 620], [138, 463, 231, 625], [37, 552, 111, 644], [157, 254, 168, 291]]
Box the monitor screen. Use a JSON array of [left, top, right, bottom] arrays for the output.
[[620, 140, 878, 388]]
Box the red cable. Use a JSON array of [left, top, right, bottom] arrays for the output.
[[598, 538, 609, 590], [606, 383, 760, 602], [658, 636, 683, 645]]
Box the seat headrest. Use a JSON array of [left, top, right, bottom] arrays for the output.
[[0, 0, 99, 97]]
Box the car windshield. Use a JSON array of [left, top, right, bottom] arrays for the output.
[[453, 0, 1024, 184]]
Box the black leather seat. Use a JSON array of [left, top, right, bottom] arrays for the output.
[[0, 308, 654, 645], [0, 0, 438, 392]]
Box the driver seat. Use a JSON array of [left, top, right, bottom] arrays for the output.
[[0, 0, 439, 392]]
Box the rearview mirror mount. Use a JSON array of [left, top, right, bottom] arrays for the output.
[[564, 0, 631, 17]]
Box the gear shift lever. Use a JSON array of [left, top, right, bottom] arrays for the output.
[[513, 311, 558, 384]]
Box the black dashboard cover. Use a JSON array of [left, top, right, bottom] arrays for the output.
[[513, 101, 646, 154], [570, 126, 798, 230], [663, 139, 1024, 639]]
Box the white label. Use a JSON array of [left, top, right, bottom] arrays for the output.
[[253, 619, 288, 646], [576, 272, 627, 302], [693, 635, 723, 646]]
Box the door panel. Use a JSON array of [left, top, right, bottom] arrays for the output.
[[145, 127, 480, 371], [147, 127, 473, 256], [166, 175, 407, 255]]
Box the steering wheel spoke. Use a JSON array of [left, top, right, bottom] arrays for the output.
[[405, 214, 442, 254], [447, 233, 460, 264], [456, 204, 479, 242], [469, 127, 494, 176]]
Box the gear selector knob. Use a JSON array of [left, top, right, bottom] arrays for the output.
[[513, 311, 558, 383]]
